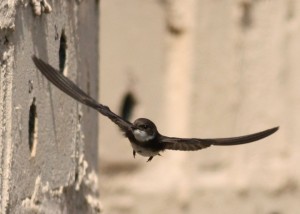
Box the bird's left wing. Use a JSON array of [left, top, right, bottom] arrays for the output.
[[161, 127, 279, 151], [32, 55, 132, 133]]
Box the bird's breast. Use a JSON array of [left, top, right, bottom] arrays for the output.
[[130, 143, 160, 157]]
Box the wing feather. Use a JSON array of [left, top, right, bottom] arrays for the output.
[[161, 127, 279, 151], [32, 55, 132, 133]]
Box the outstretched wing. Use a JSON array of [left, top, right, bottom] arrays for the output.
[[161, 127, 279, 151], [32, 55, 132, 133]]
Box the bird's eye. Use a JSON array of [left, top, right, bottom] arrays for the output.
[[141, 124, 148, 129]]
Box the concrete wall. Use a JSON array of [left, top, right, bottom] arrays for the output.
[[0, 1, 100, 213], [99, 1, 297, 214]]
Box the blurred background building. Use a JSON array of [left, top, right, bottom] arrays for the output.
[[99, 0, 297, 214]]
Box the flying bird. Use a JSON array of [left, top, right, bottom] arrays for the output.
[[32, 55, 279, 162]]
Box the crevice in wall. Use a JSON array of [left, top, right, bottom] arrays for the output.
[[59, 29, 67, 73], [28, 97, 38, 157], [4, 36, 9, 45]]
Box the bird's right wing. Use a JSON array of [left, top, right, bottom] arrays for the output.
[[161, 127, 279, 151], [32, 55, 132, 133]]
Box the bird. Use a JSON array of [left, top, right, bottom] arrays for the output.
[[32, 55, 279, 162]]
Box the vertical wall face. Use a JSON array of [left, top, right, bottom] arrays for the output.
[[0, 1, 100, 213], [100, 1, 295, 214]]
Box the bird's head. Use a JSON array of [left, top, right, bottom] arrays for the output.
[[132, 118, 157, 142]]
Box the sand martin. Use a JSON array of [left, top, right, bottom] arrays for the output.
[[32, 56, 279, 162]]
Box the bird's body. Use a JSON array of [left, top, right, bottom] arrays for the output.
[[32, 56, 279, 162]]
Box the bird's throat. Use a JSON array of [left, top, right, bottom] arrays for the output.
[[133, 129, 154, 142]]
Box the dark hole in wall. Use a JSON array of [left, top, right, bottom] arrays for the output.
[[74, 171, 79, 183], [59, 29, 67, 72], [4, 36, 9, 45], [240, 2, 252, 29], [120, 92, 136, 121], [28, 98, 38, 155]]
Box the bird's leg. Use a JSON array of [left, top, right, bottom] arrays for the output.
[[133, 150, 136, 158], [147, 156, 153, 162]]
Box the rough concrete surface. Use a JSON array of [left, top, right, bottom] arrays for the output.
[[99, 0, 298, 214], [0, 1, 100, 213]]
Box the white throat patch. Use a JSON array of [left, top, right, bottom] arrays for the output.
[[133, 129, 154, 142]]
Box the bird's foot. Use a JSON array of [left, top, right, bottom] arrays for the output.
[[133, 150, 136, 158], [147, 156, 153, 162]]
